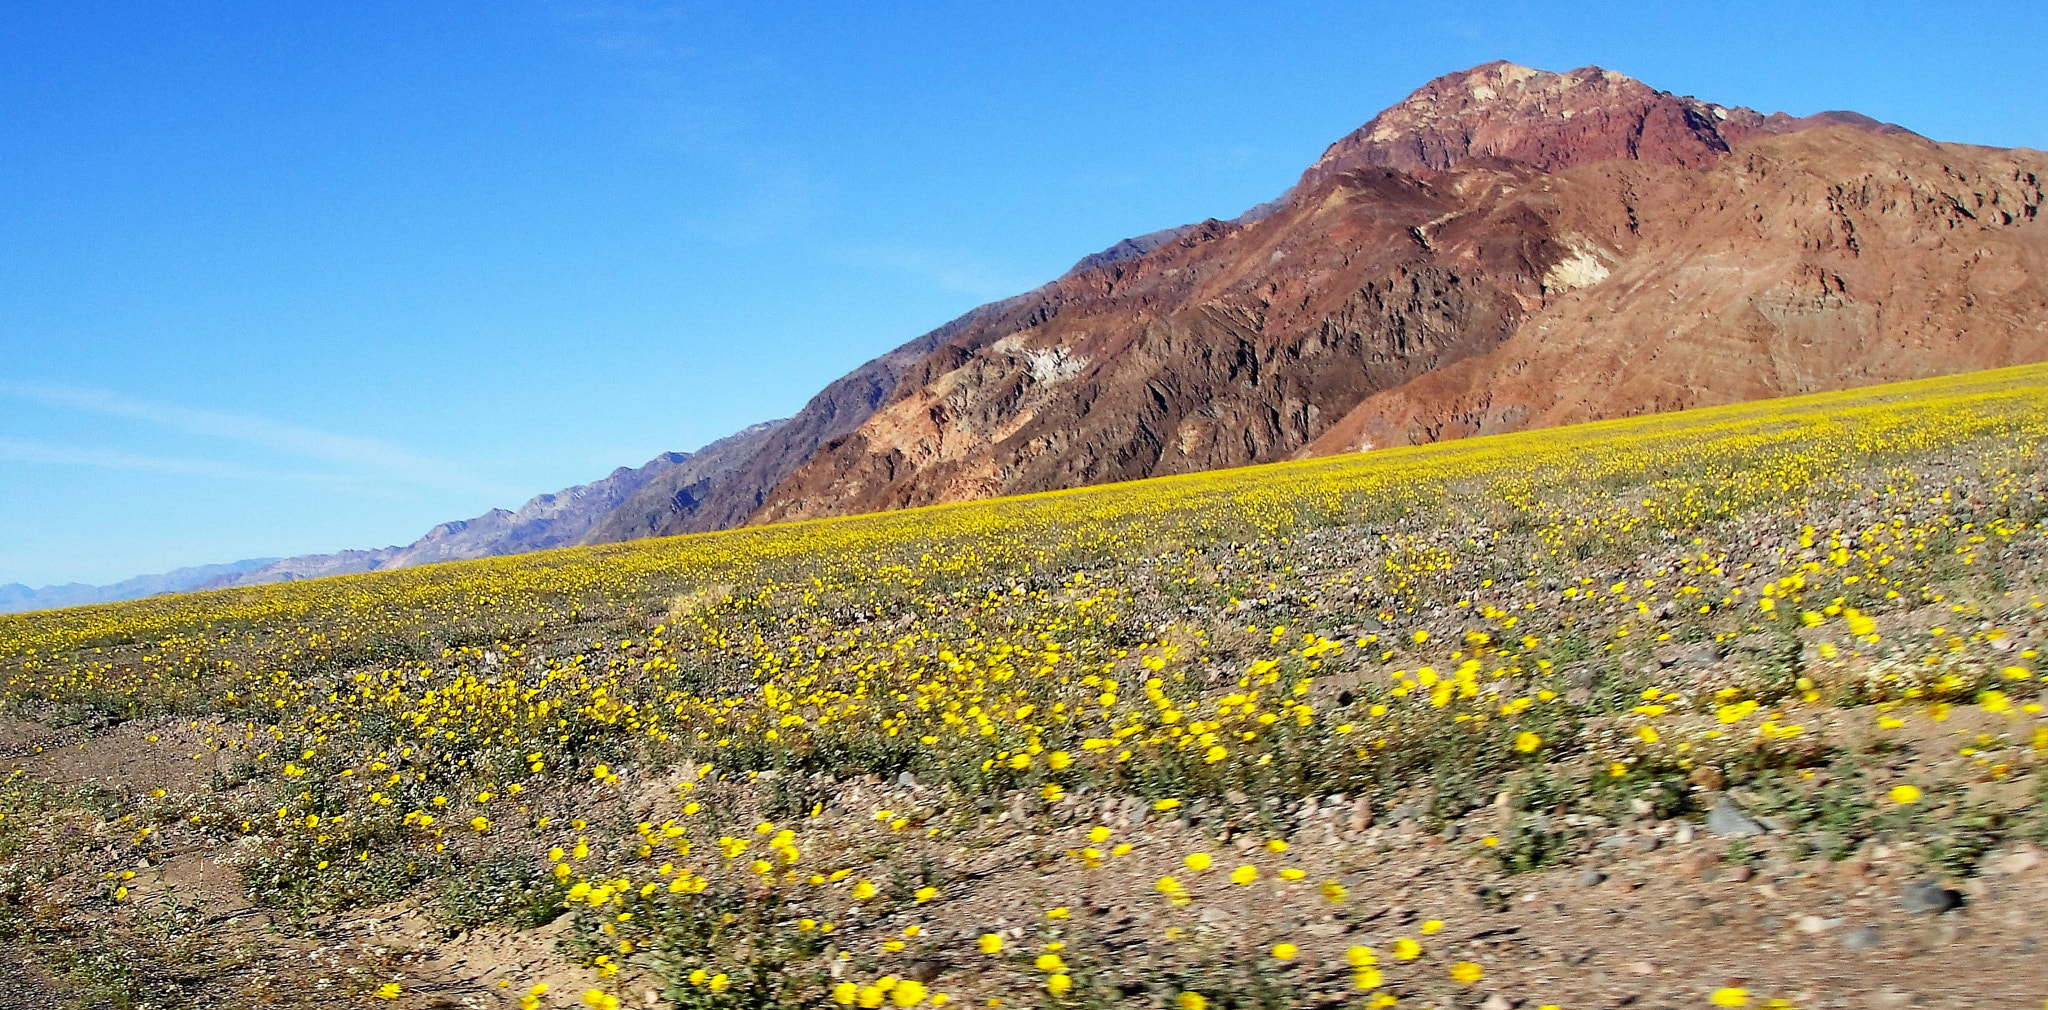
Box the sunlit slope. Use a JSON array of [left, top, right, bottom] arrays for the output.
[[4, 361, 2046, 662]]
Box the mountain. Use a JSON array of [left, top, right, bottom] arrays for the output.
[[1302, 125, 2046, 452], [743, 61, 2047, 522], [194, 547, 407, 589], [195, 446, 724, 591], [578, 421, 788, 542], [0, 558, 279, 614]]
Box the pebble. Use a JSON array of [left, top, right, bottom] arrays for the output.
[[1840, 925, 1882, 950], [1898, 878, 1962, 915], [1795, 914, 1840, 934], [1578, 870, 1607, 888]]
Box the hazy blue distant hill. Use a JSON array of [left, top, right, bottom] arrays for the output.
[[0, 558, 280, 615]]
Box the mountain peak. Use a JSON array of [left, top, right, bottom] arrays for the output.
[[1299, 60, 1909, 189]]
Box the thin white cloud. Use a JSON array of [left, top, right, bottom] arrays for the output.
[[686, 166, 821, 247], [0, 436, 348, 485], [835, 246, 1045, 300], [0, 382, 507, 496]]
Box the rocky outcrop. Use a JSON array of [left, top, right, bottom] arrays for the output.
[[749, 61, 2043, 524]]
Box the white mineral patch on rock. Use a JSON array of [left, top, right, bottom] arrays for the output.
[[1544, 246, 1613, 292], [1023, 347, 1088, 385]]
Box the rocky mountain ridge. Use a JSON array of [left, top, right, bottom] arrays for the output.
[[744, 61, 2047, 521]]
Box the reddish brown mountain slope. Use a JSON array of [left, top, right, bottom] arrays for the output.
[[748, 60, 2046, 524], [1306, 127, 2048, 453], [753, 165, 1559, 520]]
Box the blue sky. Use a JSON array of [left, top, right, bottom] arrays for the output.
[[2, 1, 2041, 586]]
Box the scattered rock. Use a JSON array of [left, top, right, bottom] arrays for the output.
[[1564, 666, 1599, 692], [1794, 915, 1839, 934], [1475, 884, 1510, 912], [1706, 798, 1765, 837], [1898, 878, 1962, 915], [1577, 870, 1607, 888], [1479, 995, 1513, 1010], [1840, 925, 1882, 950], [1348, 796, 1374, 832]]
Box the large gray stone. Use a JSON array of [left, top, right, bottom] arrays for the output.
[[1706, 797, 1765, 837]]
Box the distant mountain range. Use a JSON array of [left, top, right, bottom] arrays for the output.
[[11, 60, 2046, 615], [1, 558, 280, 613]]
